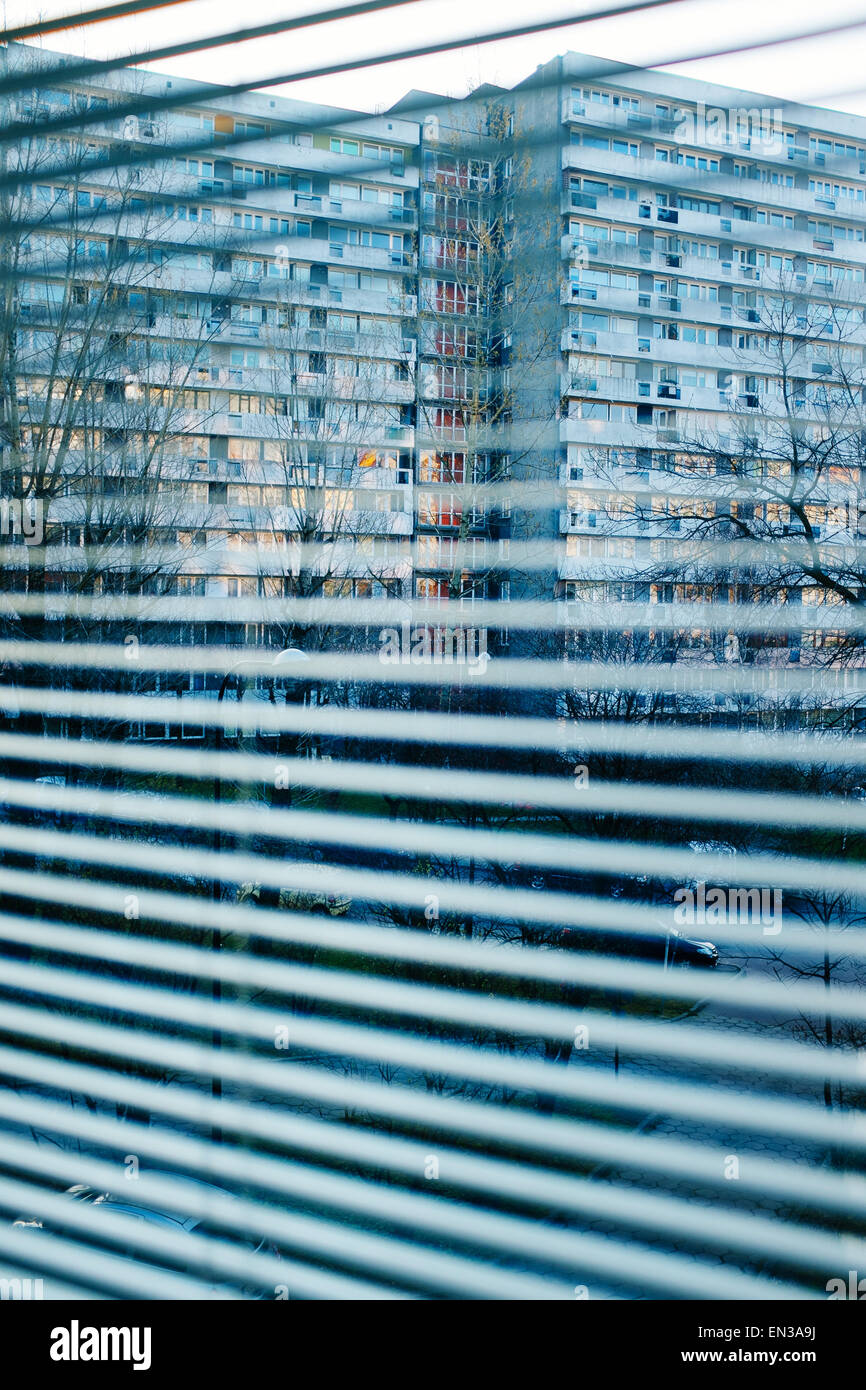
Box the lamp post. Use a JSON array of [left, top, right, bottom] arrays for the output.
[[210, 647, 310, 1139]]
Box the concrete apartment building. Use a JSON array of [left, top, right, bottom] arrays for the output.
[[3, 41, 421, 717], [423, 56, 866, 668], [517, 55, 866, 675], [4, 42, 866, 738]]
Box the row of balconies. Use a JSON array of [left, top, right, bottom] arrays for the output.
[[560, 233, 866, 279], [561, 331, 866, 391], [560, 145, 865, 218], [213, 141, 417, 186], [559, 502, 860, 539], [23, 262, 419, 328], [561, 281, 866, 339], [75, 169, 420, 234], [195, 361, 416, 394], [70, 115, 418, 179], [49, 425, 416, 470], [575, 207, 866, 269], [560, 367, 857, 413], [559, 97, 866, 179], [26, 538, 413, 576], [560, 413, 866, 451], [562, 448, 861, 491], [566, 480, 862, 520], [561, 326, 724, 363], [559, 189, 865, 258], [142, 391, 417, 442], [20, 306, 420, 370], [55, 227, 417, 286], [560, 416, 683, 448], [66, 456, 415, 487], [560, 508, 713, 534], [191, 233, 415, 278], [254, 234, 417, 273], [557, 414, 850, 450], [561, 375, 726, 414], [179, 317, 416, 362], [294, 192, 416, 225], [52, 493, 415, 526]]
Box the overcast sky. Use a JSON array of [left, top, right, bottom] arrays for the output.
[[7, 0, 866, 118]]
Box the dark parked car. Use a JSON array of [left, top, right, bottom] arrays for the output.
[[558, 924, 718, 968], [13, 1174, 279, 1298]]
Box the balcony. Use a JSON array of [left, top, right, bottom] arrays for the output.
[[569, 190, 599, 211], [561, 97, 587, 123], [561, 373, 599, 395]]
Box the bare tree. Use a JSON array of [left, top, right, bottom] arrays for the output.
[[620, 274, 866, 671], [0, 60, 244, 769]]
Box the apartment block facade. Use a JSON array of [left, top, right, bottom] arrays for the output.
[[517, 55, 866, 670], [4, 42, 866, 738], [3, 42, 420, 697]]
